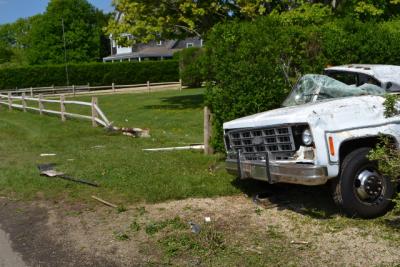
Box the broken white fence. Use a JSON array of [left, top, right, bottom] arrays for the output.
[[0, 93, 111, 128], [1, 80, 183, 97]]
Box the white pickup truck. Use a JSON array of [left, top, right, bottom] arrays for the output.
[[223, 65, 400, 218]]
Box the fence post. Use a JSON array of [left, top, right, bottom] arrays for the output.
[[60, 94, 66, 122], [39, 94, 44, 115], [87, 83, 90, 92], [204, 106, 213, 155], [147, 81, 150, 93], [22, 92, 26, 112], [72, 85, 76, 96], [91, 96, 98, 127], [179, 79, 183, 91], [52, 85, 55, 94], [112, 82, 115, 92], [7, 92, 12, 111], [30, 87, 33, 97]]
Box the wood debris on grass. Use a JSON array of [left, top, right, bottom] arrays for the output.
[[143, 144, 204, 152]]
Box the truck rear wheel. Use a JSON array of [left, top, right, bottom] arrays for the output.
[[332, 147, 394, 218]]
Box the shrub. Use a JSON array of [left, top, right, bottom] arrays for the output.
[[179, 47, 206, 88], [0, 60, 179, 89], [205, 17, 400, 151]]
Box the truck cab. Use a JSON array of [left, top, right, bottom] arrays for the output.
[[224, 65, 400, 218]]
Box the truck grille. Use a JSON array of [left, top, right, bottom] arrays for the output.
[[227, 126, 295, 156]]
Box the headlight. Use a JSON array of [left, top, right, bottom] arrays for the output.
[[302, 128, 313, 146]]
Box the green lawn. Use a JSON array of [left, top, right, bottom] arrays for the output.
[[0, 89, 239, 204]]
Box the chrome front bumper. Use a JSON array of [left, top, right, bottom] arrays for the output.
[[226, 158, 329, 186]]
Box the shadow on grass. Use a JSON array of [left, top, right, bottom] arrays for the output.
[[232, 178, 339, 219], [143, 93, 204, 110]]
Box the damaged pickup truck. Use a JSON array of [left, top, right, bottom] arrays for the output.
[[224, 65, 400, 218]]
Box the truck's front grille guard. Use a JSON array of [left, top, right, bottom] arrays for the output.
[[227, 126, 296, 161]]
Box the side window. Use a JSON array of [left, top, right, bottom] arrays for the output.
[[326, 71, 358, 86], [358, 73, 381, 87]]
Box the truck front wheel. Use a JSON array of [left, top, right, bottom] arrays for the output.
[[332, 147, 395, 218]]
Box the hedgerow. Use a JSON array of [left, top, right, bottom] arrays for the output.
[[0, 60, 179, 89]]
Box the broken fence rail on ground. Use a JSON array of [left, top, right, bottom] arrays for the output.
[[0, 93, 111, 128], [1, 80, 183, 97]]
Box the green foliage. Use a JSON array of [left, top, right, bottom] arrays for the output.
[[383, 94, 400, 118], [368, 136, 400, 180], [336, 0, 400, 20], [179, 47, 206, 88], [26, 0, 109, 65], [0, 45, 13, 64], [0, 60, 179, 89], [271, 3, 333, 25], [205, 17, 400, 150]]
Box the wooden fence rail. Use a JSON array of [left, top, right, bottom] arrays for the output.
[[0, 93, 111, 128], [0, 80, 183, 97]]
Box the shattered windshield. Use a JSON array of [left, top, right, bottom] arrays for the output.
[[282, 74, 385, 107]]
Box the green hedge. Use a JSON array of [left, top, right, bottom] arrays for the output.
[[179, 47, 206, 88], [0, 60, 179, 89], [205, 17, 400, 151]]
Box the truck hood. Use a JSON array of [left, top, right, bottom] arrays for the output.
[[223, 95, 386, 131]]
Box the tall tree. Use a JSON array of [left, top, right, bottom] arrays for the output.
[[26, 0, 109, 65], [106, 0, 280, 45]]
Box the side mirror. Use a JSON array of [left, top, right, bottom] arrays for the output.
[[386, 82, 393, 90]]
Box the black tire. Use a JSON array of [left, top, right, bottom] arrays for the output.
[[332, 147, 395, 218]]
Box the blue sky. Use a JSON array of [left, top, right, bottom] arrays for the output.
[[0, 0, 114, 24]]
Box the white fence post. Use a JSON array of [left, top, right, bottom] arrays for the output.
[[91, 96, 98, 127], [7, 92, 12, 111], [179, 79, 183, 91], [30, 87, 33, 97], [60, 94, 66, 122], [39, 94, 44, 115], [147, 81, 150, 93], [112, 82, 115, 92], [72, 85, 76, 96], [22, 92, 26, 112]]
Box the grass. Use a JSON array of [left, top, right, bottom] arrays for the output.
[[0, 88, 239, 203]]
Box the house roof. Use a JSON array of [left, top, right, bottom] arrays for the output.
[[103, 47, 180, 61]]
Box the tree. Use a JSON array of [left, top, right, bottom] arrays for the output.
[[106, 0, 281, 45], [26, 0, 109, 65], [335, 0, 400, 20]]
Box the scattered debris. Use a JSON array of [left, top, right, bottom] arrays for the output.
[[92, 145, 106, 149], [91, 195, 118, 208], [189, 221, 201, 234], [143, 144, 204, 152], [37, 164, 99, 187], [252, 191, 290, 209], [290, 240, 310, 245], [205, 217, 211, 223], [108, 125, 150, 138], [40, 153, 56, 157]]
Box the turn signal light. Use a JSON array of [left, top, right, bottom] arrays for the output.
[[328, 136, 335, 156]]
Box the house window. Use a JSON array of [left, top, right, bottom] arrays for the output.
[[186, 43, 194, 48]]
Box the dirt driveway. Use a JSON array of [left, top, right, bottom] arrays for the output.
[[1, 185, 400, 266]]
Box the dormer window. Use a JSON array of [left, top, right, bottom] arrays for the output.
[[186, 43, 194, 48]]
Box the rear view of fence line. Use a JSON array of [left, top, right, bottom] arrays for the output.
[[0, 93, 111, 128], [1, 80, 183, 97]]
